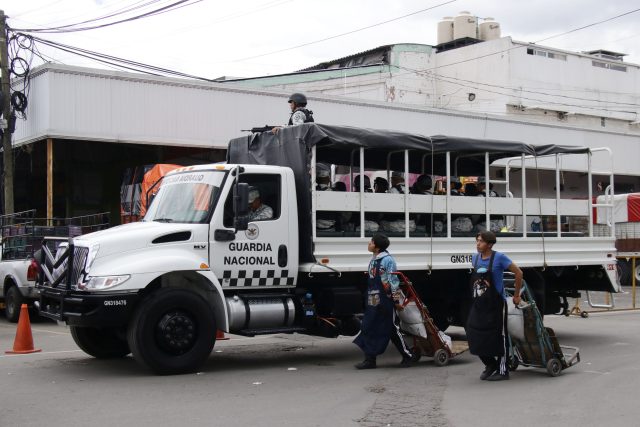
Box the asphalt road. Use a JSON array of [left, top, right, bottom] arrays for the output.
[[1, 308, 640, 427]]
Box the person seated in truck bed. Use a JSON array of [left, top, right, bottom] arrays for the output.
[[464, 182, 479, 196], [411, 175, 438, 234], [388, 171, 406, 194], [353, 175, 372, 193], [316, 163, 343, 232], [450, 176, 463, 196], [380, 172, 416, 233], [247, 187, 273, 221], [477, 177, 500, 197], [373, 177, 389, 193]]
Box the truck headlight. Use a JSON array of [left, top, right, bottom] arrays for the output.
[[85, 244, 100, 274], [81, 275, 130, 291]]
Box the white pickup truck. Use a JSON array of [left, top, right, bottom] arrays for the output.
[[1, 211, 110, 321], [0, 211, 43, 322], [0, 254, 39, 322], [36, 124, 618, 374]]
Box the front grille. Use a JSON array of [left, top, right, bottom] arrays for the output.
[[71, 246, 89, 287], [48, 243, 89, 289]]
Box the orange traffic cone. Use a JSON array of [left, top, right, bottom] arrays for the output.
[[6, 304, 42, 354], [216, 329, 229, 341]]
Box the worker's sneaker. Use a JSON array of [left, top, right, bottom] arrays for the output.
[[480, 366, 496, 380], [486, 372, 510, 381], [399, 357, 413, 368], [355, 359, 376, 370]]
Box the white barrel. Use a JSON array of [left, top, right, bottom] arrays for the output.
[[437, 17, 454, 44], [453, 11, 477, 39], [479, 18, 501, 40]]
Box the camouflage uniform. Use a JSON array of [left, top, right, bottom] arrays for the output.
[[249, 204, 273, 221]]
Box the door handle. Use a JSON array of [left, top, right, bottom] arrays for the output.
[[214, 229, 235, 242], [278, 245, 287, 267]]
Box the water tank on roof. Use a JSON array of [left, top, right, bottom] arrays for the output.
[[453, 11, 477, 40], [437, 17, 454, 44], [479, 18, 501, 40]]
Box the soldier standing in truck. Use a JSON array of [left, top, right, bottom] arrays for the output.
[[272, 93, 314, 134]]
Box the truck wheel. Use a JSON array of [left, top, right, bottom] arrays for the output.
[[617, 260, 631, 287], [70, 326, 130, 358], [5, 285, 23, 323], [127, 289, 216, 375]]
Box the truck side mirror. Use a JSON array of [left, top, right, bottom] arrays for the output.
[[234, 183, 250, 231]]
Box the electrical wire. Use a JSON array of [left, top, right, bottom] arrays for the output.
[[11, 0, 202, 33], [397, 66, 640, 108], [23, 0, 164, 32], [232, 0, 457, 62], [22, 33, 214, 81], [275, 64, 640, 111]]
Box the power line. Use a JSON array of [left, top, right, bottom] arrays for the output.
[[231, 0, 457, 62], [397, 66, 640, 108], [11, 0, 202, 33], [535, 8, 640, 43], [21, 33, 214, 81]]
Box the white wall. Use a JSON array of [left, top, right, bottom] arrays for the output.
[[13, 64, 640, 178]]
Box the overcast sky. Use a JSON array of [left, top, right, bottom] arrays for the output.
[[4, 0, 640, 80]]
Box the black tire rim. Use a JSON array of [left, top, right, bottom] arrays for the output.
[[436, 350, 448, 364], [6, 289, 16, 318], [155, 310, 198, 355]]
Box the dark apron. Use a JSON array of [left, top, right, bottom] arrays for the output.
[[465, 251, 506, 357], [353, 256, 394, 357]]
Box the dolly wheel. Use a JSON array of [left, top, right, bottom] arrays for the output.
[[410, 348, 422, 363], [546, 358, 563, 377], [508, 356, 519, 371], [581, 311, 589, 318], [433, 348, 450, 367]]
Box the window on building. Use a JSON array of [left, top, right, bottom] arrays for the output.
[[592, 60, 627, 72], [526, 48, 567, 61]]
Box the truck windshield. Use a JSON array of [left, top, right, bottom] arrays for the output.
[[144, 170, 225, 224]]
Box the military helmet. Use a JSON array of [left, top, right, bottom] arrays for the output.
[[288, 93, 307, 106]]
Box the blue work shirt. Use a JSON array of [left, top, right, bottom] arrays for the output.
[[472, 251, 513, 300], [368, 251, 400, 292]]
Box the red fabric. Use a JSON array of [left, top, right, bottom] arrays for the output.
[[139, 164, 181, 217], [628, 193, 640, 222]]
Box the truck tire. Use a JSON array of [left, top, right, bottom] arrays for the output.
[[70, 326, 130, 358], [5, 285, 23, 323], [617, 260, 631, 287], [127, 289, 216, 375]]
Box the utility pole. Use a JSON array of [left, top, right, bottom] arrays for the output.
[[0, 10, 14, 214]]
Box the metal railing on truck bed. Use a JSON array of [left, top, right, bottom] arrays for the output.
[[0, 210, 110, 260]]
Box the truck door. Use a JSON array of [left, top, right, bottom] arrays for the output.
[[210, 171, 296, 288]]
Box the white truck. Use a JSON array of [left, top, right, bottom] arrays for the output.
[[36, 124, 618, 374]]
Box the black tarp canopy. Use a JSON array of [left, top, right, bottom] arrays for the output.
[[227, 123, 591, 262]]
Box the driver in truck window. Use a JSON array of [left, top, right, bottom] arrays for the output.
[[247, 187, 273, 221]]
